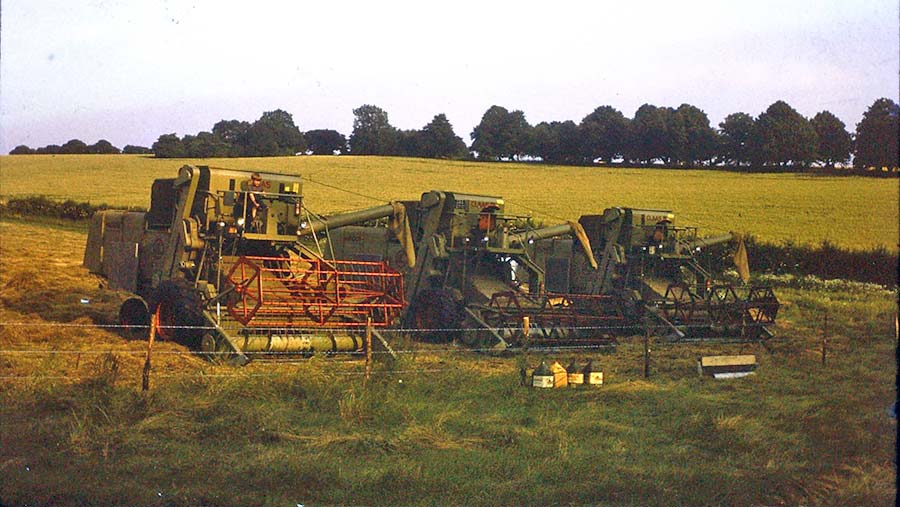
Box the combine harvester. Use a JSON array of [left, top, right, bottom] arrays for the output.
[[85, 166, 779, 362], [302, 190, 617, 349], [310, 192, 779, 349], [575, 208, 779, 343], [84, 165, 406, 364]]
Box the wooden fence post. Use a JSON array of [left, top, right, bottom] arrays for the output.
[[643, 322, 651, 379], [142, 308, 159, 392], [364, 317, 373, 386]]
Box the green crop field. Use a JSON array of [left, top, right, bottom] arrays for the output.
[[1, 154, 897, 250]]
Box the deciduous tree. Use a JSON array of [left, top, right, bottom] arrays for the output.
[[627, 104, 670, 164], [241, 125, 280, 157], [248, 109, 306, 156], [534, 120, 582, 165], [305, 129, 347, 155], [152, 133, 186, 158], [183, 132, 231, 158], [673, 104, 716, 166], [88, 139, 121, 154], [470, 105, 532, 161], [751, 101, 818, 167], [35, 145, 61, 154], [395, 129, 423, 157], [853, 98, 899, 169], [718, 113, 755, 166], [811, 111, 851, 167], [59, 139, 88, 154], [420, 114, 466, 159], [579, 106, 629, 164], [122, 145, 153, 154], [350, 104, 398, 155], [9, 145, 34, 155], [471, 106, 510, 160], [212, 119, 251, 156]]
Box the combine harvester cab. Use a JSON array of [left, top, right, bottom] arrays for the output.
[[576, 207, 780, 342], [84, 165, 406, 364]]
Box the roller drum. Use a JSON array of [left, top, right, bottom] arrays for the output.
[[232, 332, 363, 353]]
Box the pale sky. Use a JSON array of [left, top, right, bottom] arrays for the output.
[[1, 0, 897, 154]]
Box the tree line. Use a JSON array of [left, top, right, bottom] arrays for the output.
[[150, 106, 467, 159], [470, 99, 897, 172], [9, 139, 152, 155], [9, 98, 898, 173]]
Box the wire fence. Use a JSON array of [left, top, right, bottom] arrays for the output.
[[0, 368, 453, 382], [0, 320, 757, 334], [0, 316, 789, 384]]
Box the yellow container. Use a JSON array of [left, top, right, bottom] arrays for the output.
[[567, 360, 584, 387], [583, 360, 603, 386], [550, 361, 568, 388]]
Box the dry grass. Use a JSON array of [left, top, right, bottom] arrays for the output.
[[0, 208, 896, 505], [0, 220, 205, 385], [1, 154, 897, 250]]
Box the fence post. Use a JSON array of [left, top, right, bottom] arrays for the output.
[[643, 321, 651, 379], [364, 317, 373, 386], [142, 308, 159, 392]]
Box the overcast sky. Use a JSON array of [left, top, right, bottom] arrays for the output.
[[1, 1, 897, 154]]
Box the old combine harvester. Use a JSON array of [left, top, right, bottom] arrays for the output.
[[85, 166, 779, 361], [304, 190, 617, 350], [305, 191, 779, 349], [84, 165, 406, 364], [575, 208, 779, 342]]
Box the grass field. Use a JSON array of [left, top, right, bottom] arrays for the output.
[[0, 216, 897, 505], [0, 156, 897, 505], [1, 154, 897, 250]]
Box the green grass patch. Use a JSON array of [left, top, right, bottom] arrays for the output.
[[0, 160, 896, 506], [3, 278, 896, 506]]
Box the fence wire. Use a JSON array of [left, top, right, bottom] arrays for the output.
[[0, 316, 779, 382], [0, 320, 732, 333], [0, 367, 454, 382]]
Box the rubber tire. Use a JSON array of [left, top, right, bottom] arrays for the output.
[[149, 279, 206, 349], [408, 288, 461, 343], [118, 297, 151, 340]]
